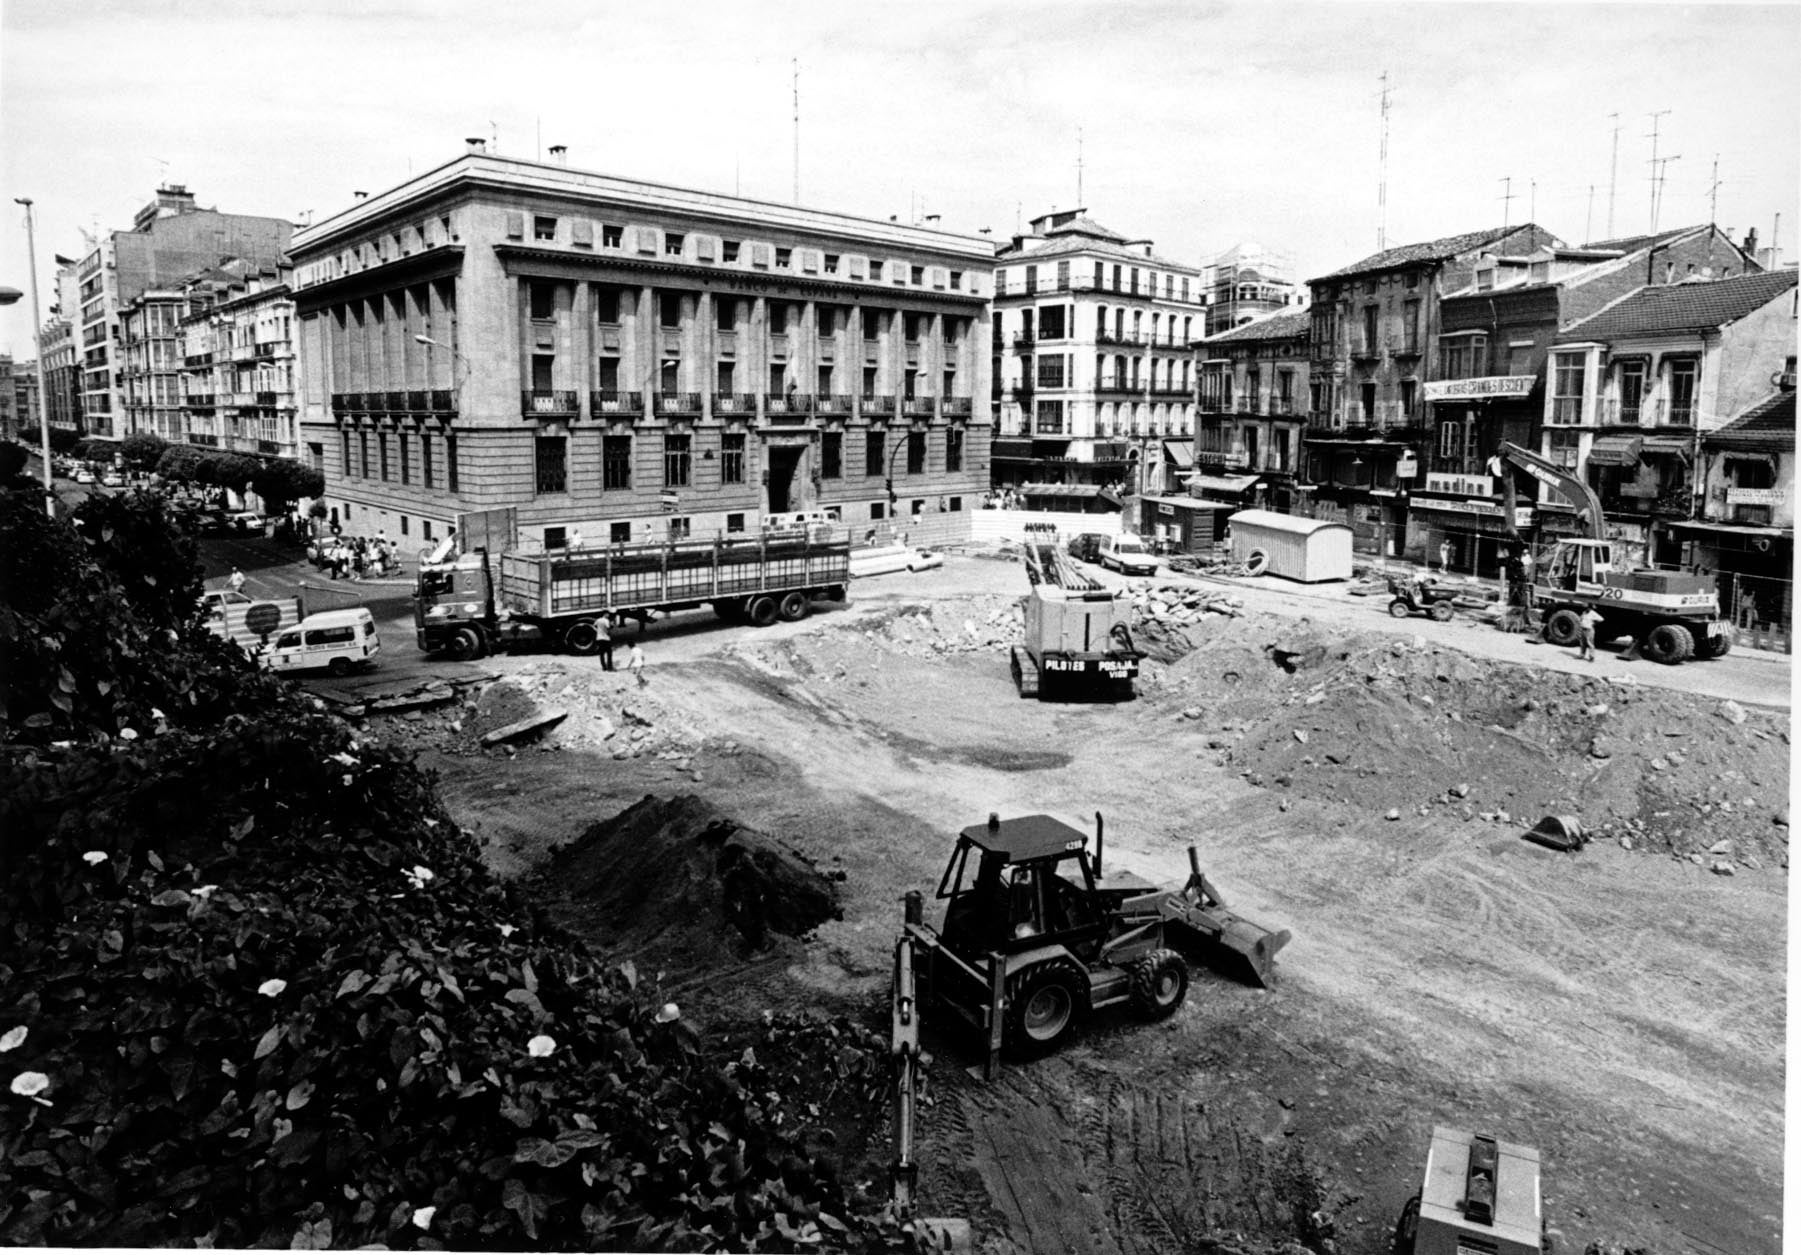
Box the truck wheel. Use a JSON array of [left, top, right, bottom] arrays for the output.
[[778, 591, 810, 622], [1128, 949, 1189, 1020], [1387, 599, 1412, 619], [449, 626, 486, 661], [1699, 632, 1732, 659], [1391, 1194, 1421, 1255], [1428, 600, 1454, 622], [1543, 608, 1582, 646], [714, 599, 743, 624], [1005, 961, 1081, 1058], [748, 596, 780, 627], [1642, 622, 1694, 665], [563, 620, 600, 655]]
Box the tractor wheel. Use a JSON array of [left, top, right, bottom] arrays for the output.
[[1542, 608, 1582, 646], [449, 627, 486, 661], [1428, 599, 1454, 622], [778, 590, 811, 622], [1387, 599, 1412, 619], [563, 619, 600, 655], [747, 596, 780, 628], [1698, 631, 1732, 659], [1391, 1194, 1421, 1255], [1642, 622, 1694, 665], [1005, 960, 1082, 1057], [1128, 949, 1189, 1021]]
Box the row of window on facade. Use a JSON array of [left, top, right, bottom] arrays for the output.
[[1201, 366, 1301, 412], [1029, 399, 1193, 438], [571, 358, 960, 401], [1549, 351, 1699, 427], [532, 280, 966, 345], [334, 427, 966, 498], [1305, 379, 1424, 426], [1310, 300, 1424, 357], [1012, 352, 1193, 393], [995, 304, 1197, 346], [998, 259, 1198, 303]]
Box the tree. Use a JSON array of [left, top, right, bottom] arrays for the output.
[[121, 432, 170, 473], [0, 444, 32, 491], [251, 459, 326, 515], [155, 444, 206, 484]]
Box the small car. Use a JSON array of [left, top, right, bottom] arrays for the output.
[[905, 549, 945, 572], [1067, 532, 1107, 563], [99, 471, 125, 488], [226, 511, 266, 533], [74, 468, 96, 485], [1097, 533, 1160, 576]]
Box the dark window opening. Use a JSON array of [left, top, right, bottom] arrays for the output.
[[535, 436, 567, 494]]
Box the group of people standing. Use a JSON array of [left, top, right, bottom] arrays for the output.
[[312, 532, 403, 581], [588, 611, 646, 687]]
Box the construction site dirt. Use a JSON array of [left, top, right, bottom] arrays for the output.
[[372, 551, 1787, 1255]]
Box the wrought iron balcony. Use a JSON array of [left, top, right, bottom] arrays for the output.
[[764, 392, 815, 417], [711, 392, 758, 416], [655, 391, 703, 416], [862, 394, 896, 416], [255, 391, 279, 406], [816, 394, 854, 415], [1012, 332, 1035, 348], [942, 397, 973, 418], [406, 390, 429, 411], [257, 438, 283, 455], [902, 396, 936, 418], [590, 390, 642, 416], [522, 390, 579, 416], [380, 390, 404, 411], [429, 389, 455, 412], [342, 392, 364, 411]]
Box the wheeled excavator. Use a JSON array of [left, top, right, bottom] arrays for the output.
[[1495, 441, 1730, 664]]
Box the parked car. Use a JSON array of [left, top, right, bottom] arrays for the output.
[[99, 471, 125, 488], [1067, 532, 1107, 563], [226, 511, 266, 534], [74, 468, 96, 485], [1097, 533, 1160, 576]]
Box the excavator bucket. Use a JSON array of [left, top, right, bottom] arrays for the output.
[[1156, 848, 1292, 988]]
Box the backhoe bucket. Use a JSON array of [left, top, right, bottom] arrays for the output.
[[1157, 848, 1292, 988]]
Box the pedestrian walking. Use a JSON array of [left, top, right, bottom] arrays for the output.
[[1576, 606, 1603, 661], [596, 612, 614, 671], [228, 567, 246, 595], [626, 641, 647, 688], [1438, 539, 1453, 573]]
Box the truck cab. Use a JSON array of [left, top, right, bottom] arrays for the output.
[[415, 553, 498, 658]]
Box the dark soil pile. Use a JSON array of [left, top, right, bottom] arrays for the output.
[[537, 793, 843, 963]]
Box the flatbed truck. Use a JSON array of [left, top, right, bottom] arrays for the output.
[[415, 509, 850, 660]]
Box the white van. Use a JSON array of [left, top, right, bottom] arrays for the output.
[[763, 508, 841, 538], [261, 608, 381, 676]]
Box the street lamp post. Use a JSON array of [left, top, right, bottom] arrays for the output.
[[14, 198, 55, 515], [413, 333, 470, 405]]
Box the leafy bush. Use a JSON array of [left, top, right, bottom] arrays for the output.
[[0, 489, 904, 1251]]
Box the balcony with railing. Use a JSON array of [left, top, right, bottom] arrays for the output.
[[405, 389, 428, 411], [1599, 397, 1695, 428], [862, 394, 896, 417], [1012, 332, 1035, 349], [656, 391, 704, 416], [942, 396, 973, 418], [590, 390, 642, 417], [1009, 384, 1034, 405], [712, 392, 758, 417], [522, 390, 579, 417], [902, 395, 935, 418], [1093, 378, 1141, 398], [763, 392, 813, 422], [1350, 336, 1382, 363], [429, 389, 455, 413], [816, 394, 854, 416], [255, 391, 279, 406], [377, 390, 403, 411]]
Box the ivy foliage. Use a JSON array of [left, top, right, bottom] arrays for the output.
[[0, 488, 904, 1251]]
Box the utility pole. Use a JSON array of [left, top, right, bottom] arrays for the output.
[[1376, 71, 1391, 250], [1499, 176, 1515, 233], [1646, 109, 1670, 231], [15, 198, 55, 516], [792, 58, 800, 204], [1606, 112, 1621, 239]]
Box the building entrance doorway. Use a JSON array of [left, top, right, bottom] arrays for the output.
[[766, 444, 806, 513]]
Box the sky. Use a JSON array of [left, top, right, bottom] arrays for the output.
[[1, 0, 1798, 359]]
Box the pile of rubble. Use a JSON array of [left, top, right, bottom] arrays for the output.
[[848, 598, 1022, 659]]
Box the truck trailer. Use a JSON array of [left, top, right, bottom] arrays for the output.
[[415, 509, 850, 660]]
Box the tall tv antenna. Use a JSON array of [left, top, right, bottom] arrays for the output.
[[792, 58, 800, 204], [1498, 176, 1515, 234], [1606, 112, 1621, 240], [1706, 153, 1722, 225], [1645, 109, 1670, 231], [1376, 71, 1392, 249], [1077, 127, 1084, 205]]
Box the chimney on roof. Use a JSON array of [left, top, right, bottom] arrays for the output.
[[353, 191, 368, 201], [549, 144, 567, 166], [925, 213, 940, 225], [1743, 227, 1758, 257], [465, 137, 486, 155]]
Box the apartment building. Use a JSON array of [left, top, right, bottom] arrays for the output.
[[1304, 223, 1560, 555], [41, 315, 82, 436], [118, 290, 187, 443], [173, 262, 300, 461], [1206, 242, 1302, 335], [1547, 266, 1798, 567], [70, 185, 291, 439], [1417, 225, 1758, 575], [1194, 308, 1311, 514], [990, 209, 1205, 500], [288, 144, 993, 548]]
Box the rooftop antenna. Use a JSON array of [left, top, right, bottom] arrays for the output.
[[1651, 154, 1680, 233], [1376, 71, 1392, 249], [1077, 127, 1084, 205], [1584, 185, 1594, 246], [1645, 109, 1670, 231], [297, 209, 313, 228], [490, 120, 500, 155], [1529, 178, 1536, 227], [1606, 111, 1621, 239], [536, 116, 542, 162], [792, 58, 800, 204], [1498, 176, 1515, 234], [1706, 153, 1722, 225]]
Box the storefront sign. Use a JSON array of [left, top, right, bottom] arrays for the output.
[[1423, 376, 1536, 402], [1415, 497, 1506, 518], [1394, 454, 1418, 478], [1727, 487, 1786, 506], [1423, 472, 1496, 497]]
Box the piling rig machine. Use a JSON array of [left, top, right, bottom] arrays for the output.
[[1012, 523, 1144, 699]]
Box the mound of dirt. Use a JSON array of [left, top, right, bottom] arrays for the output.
[[535, 794, 843, 964], [1151, 612, 1792, 867]]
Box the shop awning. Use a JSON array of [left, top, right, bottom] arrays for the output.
[[1638, 435, 1693, 462], [1585, 435, 1643, 466], [1666, 520, 1791, 539], [1162, 440, 1195, 470], [1140, 495, 1223, 511], [1185, 473, 1262, 496]]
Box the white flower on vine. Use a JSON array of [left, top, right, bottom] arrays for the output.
[[403, 865, 435, 890], [527, 1035, 557, 1058], [193, 885, 218, 900], [411, 1206, 436, 1230], [498, 924, 516, 938], [0, 1027, 26, 1053], [82, 851, 107, 866], [257, 979, 288, 998], [10, 1071, 49, 1097]]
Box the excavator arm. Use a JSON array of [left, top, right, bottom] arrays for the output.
[[1493, 441, 1606, 541]]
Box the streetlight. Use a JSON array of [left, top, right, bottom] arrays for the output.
[[413, 333, 470, 401], [13, 199, 55, 516]]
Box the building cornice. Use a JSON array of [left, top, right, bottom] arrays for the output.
[[291, 247, 465, 313], [293, 154, 995, 262]]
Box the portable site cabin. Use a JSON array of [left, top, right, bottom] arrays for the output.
[[1227, 510, 1353, 583], [1138, 496, 1226, 554]]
